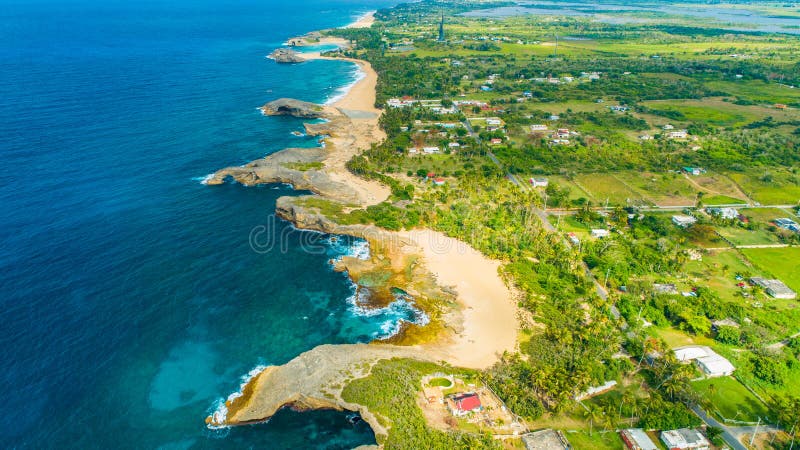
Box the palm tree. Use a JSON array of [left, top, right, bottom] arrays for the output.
[[584, 404, 604, 436]]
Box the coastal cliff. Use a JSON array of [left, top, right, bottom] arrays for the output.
[[260, 98, 325, 118], [207, 344, 428, 442]]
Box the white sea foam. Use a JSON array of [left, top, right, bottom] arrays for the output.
[[345, 287, 430, 339], [324, 65, 366, 106], [194, 174, 215, 185], [206, 364, 268, 430]]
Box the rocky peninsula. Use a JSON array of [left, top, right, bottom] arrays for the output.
[[267, 48, 306, 63]]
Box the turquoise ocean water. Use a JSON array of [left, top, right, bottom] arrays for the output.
[[0, 0, 404, 447]]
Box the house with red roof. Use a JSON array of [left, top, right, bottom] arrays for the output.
[[450, 393, 482, 416]]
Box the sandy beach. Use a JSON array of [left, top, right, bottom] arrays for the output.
[[400, 230, 519, 369], [343, 11, 376, 29]]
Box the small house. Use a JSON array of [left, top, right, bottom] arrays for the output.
[[774, 218, 799, 231], [422, 146, 440, 154], [621, 429, 658, 450], [529, 177, 549, 188], [660, 428, 710, 450], [672, 215, 696, 228], [486, 118, 502, 126], [667, 130, 688, 139], [750, 277, 797, 299], [568, 232, 580, 245], [706, 207, 738, 220], [663, 124, 675, 130], [673, 346, 735, 377], [591, 229, 610, 238], [450, 393, 481, 416], [490, 138, 503, 145], [530, 124, 548, 132], [682, 167, 705, 176]]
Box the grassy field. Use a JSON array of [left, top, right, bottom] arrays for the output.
[[738, 207, 796, 227], [642, 99, 759, 127], [727, 170, 800, 205], [741, 247, 800, 292], [649, 326, 715, 349], [715, 226, 780, 246], [574, 173, 648, 207], [565, 430, 625, 450], [702, 194, 746, 205], [706, 80, 800, 105], [683, 249, 752, 302], [616, 171, 698, 206], [691, 377, 770, 423]]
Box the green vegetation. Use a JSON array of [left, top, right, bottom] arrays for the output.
[[323, 0, 800, 441], [282, 161, 324, 171], [341, 359, 499, 449], [691, 377, 770, 423], [742, 247, 800, 292]]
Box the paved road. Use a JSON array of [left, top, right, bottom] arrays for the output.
[[691, 405, 781, 449], [691, 405, 748, 450]]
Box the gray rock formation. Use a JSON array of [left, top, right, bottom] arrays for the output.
[[260, 98, 324, 118], [268, 48, 305, 63]]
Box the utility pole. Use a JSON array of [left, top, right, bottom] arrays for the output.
[[554, 33, 558, 57], [750, 417, 761, 446]]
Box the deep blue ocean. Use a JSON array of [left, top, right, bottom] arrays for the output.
[[0, 0, 402, 447]]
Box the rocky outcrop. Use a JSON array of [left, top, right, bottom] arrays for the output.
[[205, 147, 366, 204], [268, 48, 306, 63], [260, 98, 324, 118], [304, 117, 349, 137], [206, 343, 427, 442]]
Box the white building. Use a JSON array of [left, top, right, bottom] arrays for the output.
[[667, 130, 688, 139], [672, 215, 697, 228], [591, 229, 610, 238], [529, 177, 549, 188], [706, 207, 738, 219], [673, 346, 734, 377], [660, 428, 710, 450], [422, 146, 440, 154], [620, 429, 658, 450], [750, 277, 797, 299], [530, 124, 548, 132], [486, 118, 502, 126]]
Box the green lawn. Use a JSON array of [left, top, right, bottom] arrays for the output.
[[702, 194, 746, 205], [691, 377, 771, 423], [715, 226, 780, 246], [741, 247, 800, 292], [565, 430, 625, 450]]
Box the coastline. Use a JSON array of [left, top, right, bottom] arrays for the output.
[[205, 12, 520, 438]]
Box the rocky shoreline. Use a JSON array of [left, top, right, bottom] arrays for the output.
[[203, 25, 518, 444]]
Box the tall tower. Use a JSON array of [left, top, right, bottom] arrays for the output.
[[438, 14, 445, 42]]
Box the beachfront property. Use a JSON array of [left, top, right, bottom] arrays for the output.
[[706, 207, 739, 219], [660, 428, 710, 450], [529, 177, 549, 188], [671, 215, 697, 228], [750, 277, 797, 299], [448, 392, 481, 416], [620, 428, 659, 450], [673, 345, 735, 377], [591, 229, 610, 238], [521, 429, 571, 450]]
